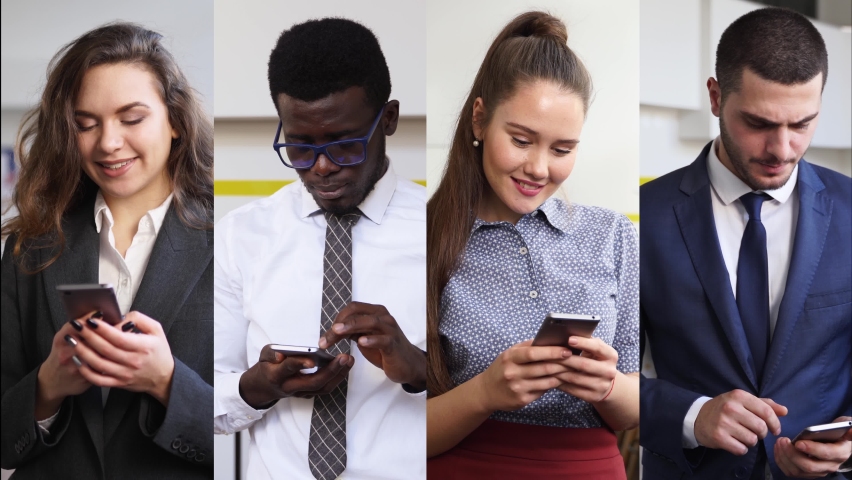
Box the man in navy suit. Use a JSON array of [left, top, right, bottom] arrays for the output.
[[640, 8, 851, 480]]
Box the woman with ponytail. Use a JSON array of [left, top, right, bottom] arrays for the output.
[[426, 11, 638, 479]]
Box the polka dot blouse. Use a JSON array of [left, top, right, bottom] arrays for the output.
[[438, 198, 640, 428]]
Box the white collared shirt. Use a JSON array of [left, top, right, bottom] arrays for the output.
[[214, 164, 426, 480], [38, 190, 173, 429], [682, 139, 799, 463]]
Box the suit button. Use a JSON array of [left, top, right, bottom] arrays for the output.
[[195, 453, 205, 462], [734, 466, 748, 478], [187, 449, 196, 459], [180, 444, 190, 454], [171, 439, 181, 450]]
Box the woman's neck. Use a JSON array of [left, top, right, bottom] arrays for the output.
[[101, 180, 171, 256]]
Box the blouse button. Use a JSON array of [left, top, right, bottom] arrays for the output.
[[519, 247, 528, 255], [529, 290, 538, 298], [121, 278, 129, 287]]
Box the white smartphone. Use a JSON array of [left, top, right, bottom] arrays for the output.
[[532, 312, 601, 354], [269, 345, 336, 368], [57, 284, 122, 325], [792, 421, 852, 443]]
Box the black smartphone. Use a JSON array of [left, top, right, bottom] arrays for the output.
[[56, 284, 122, 325], [532, 312, 601, 354], [792, 421, 852, 443], [270, 345, 336, 368]]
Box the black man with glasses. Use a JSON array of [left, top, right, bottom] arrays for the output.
[[213, 18, 427, 480]]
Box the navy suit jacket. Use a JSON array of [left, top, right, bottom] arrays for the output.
[[640, 142, 852, 480], [1, 193, 213, 479]]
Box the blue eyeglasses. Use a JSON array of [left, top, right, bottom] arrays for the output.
[[273, 105, 386, 169]]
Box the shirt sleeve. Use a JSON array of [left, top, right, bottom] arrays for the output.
[[36, 409, 61, 435], [213, 217, 272, 435], [682, 396, 712, 448], [612, 215, 640, 374]]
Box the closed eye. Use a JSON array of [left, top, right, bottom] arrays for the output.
[[511, 137, 531, 147], [122, 117, 145, 126]]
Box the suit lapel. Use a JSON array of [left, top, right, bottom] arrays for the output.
[[674, 144, 758, 389], [762, 161, 831, 388], [103, 205, 212, 441], [40, 194, 106, 466]]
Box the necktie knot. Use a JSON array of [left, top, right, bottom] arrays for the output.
[[740, 192, 769, 222], [325, 211, 362, 230]]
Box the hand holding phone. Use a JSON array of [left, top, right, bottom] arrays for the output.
[[270, 345, 336, 368], [532, 313, 601, 354], [57, 284, 122, 325], [238, 344, 354, 409]]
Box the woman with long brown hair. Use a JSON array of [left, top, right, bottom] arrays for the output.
[[1, 23, 213, 479], [427, 12, 639, 479]]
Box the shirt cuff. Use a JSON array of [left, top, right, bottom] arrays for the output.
[[213, 371, 273, 435], [36, 408, 61, 435], [682, 396, 712, 448]]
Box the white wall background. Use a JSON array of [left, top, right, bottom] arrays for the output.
[[640, 0, 852, 182], [213, 0, 427, 223], [427, 0, 640, 219]]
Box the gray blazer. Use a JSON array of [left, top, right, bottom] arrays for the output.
[[1, 193, 213, 479]]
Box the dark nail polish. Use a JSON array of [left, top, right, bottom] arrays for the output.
[[71, 355, 83, 367], [86, 318, 99, 329], [92, 311, 104, 319], [64, 334, 78, 347], [121, 321, 135, 332], [131, 327, 142, 334], [70, 319, 83, 331]]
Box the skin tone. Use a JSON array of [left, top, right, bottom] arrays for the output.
[[427, 81, 640, 458], [35, 63, 179, 419], [238, 88, 426, 408], [698, 69, 852, 474]]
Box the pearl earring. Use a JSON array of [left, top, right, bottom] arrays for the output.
[[473, 139, 480, 147]]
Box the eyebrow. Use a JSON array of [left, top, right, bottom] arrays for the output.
[[286, 128, 360, 143], [740, 111, 819, 127], [74, 102, 151, 118], [505, 121, 579, 144]]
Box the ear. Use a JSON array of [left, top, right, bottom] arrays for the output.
[[171, 126, 179, 139], [707, 77, 722, 118], [382, 100, 400, 136], [472, 97, 486, 140]]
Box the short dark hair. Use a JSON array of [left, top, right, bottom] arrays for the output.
[[267, 18, 391, 114], [716, 7, 827, 98]]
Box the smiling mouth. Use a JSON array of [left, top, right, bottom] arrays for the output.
[[97, 158, 136, 170], [512, 178, 543, 190]]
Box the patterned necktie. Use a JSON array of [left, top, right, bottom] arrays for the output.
[[736, 192, 771, 382], [308, 211, 361, 480]]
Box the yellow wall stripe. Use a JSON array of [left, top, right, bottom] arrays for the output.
[[639, 176, 656, 185], [215, 179, 428, 196]]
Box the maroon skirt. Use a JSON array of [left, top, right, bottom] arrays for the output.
[[428, 419, 627, 480]]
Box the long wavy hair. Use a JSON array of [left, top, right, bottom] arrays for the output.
[[427, 12, 594, 396], [2, 22, 213, 273]]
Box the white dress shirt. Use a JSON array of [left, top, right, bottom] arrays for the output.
[[214, 164, 426, 480], [38, 191, 173, 429], [682, 140, 798, 469]]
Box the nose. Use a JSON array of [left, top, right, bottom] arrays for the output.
[[311, 152, 342, 177], [97, 122, 124, 153], [523, 147, 549, 180], [765, 127, 794, 162]]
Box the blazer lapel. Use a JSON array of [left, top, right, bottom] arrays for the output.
[[103, 205, 212, 441], [40, 194, 106, 467], [762, 161, 831, 387], [673, 144, 758, 389]]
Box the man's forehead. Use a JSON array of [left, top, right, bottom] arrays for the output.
[[276, 87, 370, 124], [729, 68, 822, 119]]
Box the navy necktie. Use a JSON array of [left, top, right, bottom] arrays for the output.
[[736, 192, 771, 381]]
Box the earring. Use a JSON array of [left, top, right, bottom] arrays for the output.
[[473, 139, 480, 147]]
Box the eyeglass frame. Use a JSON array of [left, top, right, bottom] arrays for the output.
[[272, 103, 387, 169]]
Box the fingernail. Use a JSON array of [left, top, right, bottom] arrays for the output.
[[318, 338, 327, 349], [92, 311, 103, 319], [121, 321, 135, 332], [568, 337, 578, 346], [358, 337, 370, 346], [70, 319, 83, 331], [64, 334, 78, 347], [339, 356, 347, 366], [275, 352, 283, 362], [71, 355, 83, 367], [332, 324, 345, 333], [86, 318, 99, 329], [562, 350, 571, 358], [131, 327, 142, 334], [796, 441, 806, 451]]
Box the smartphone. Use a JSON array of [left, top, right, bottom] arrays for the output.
[[270, 345, 336, 368], [57, 284, 122, 325], [792, 421, 852, 443], [532, 312, 601, 354]]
